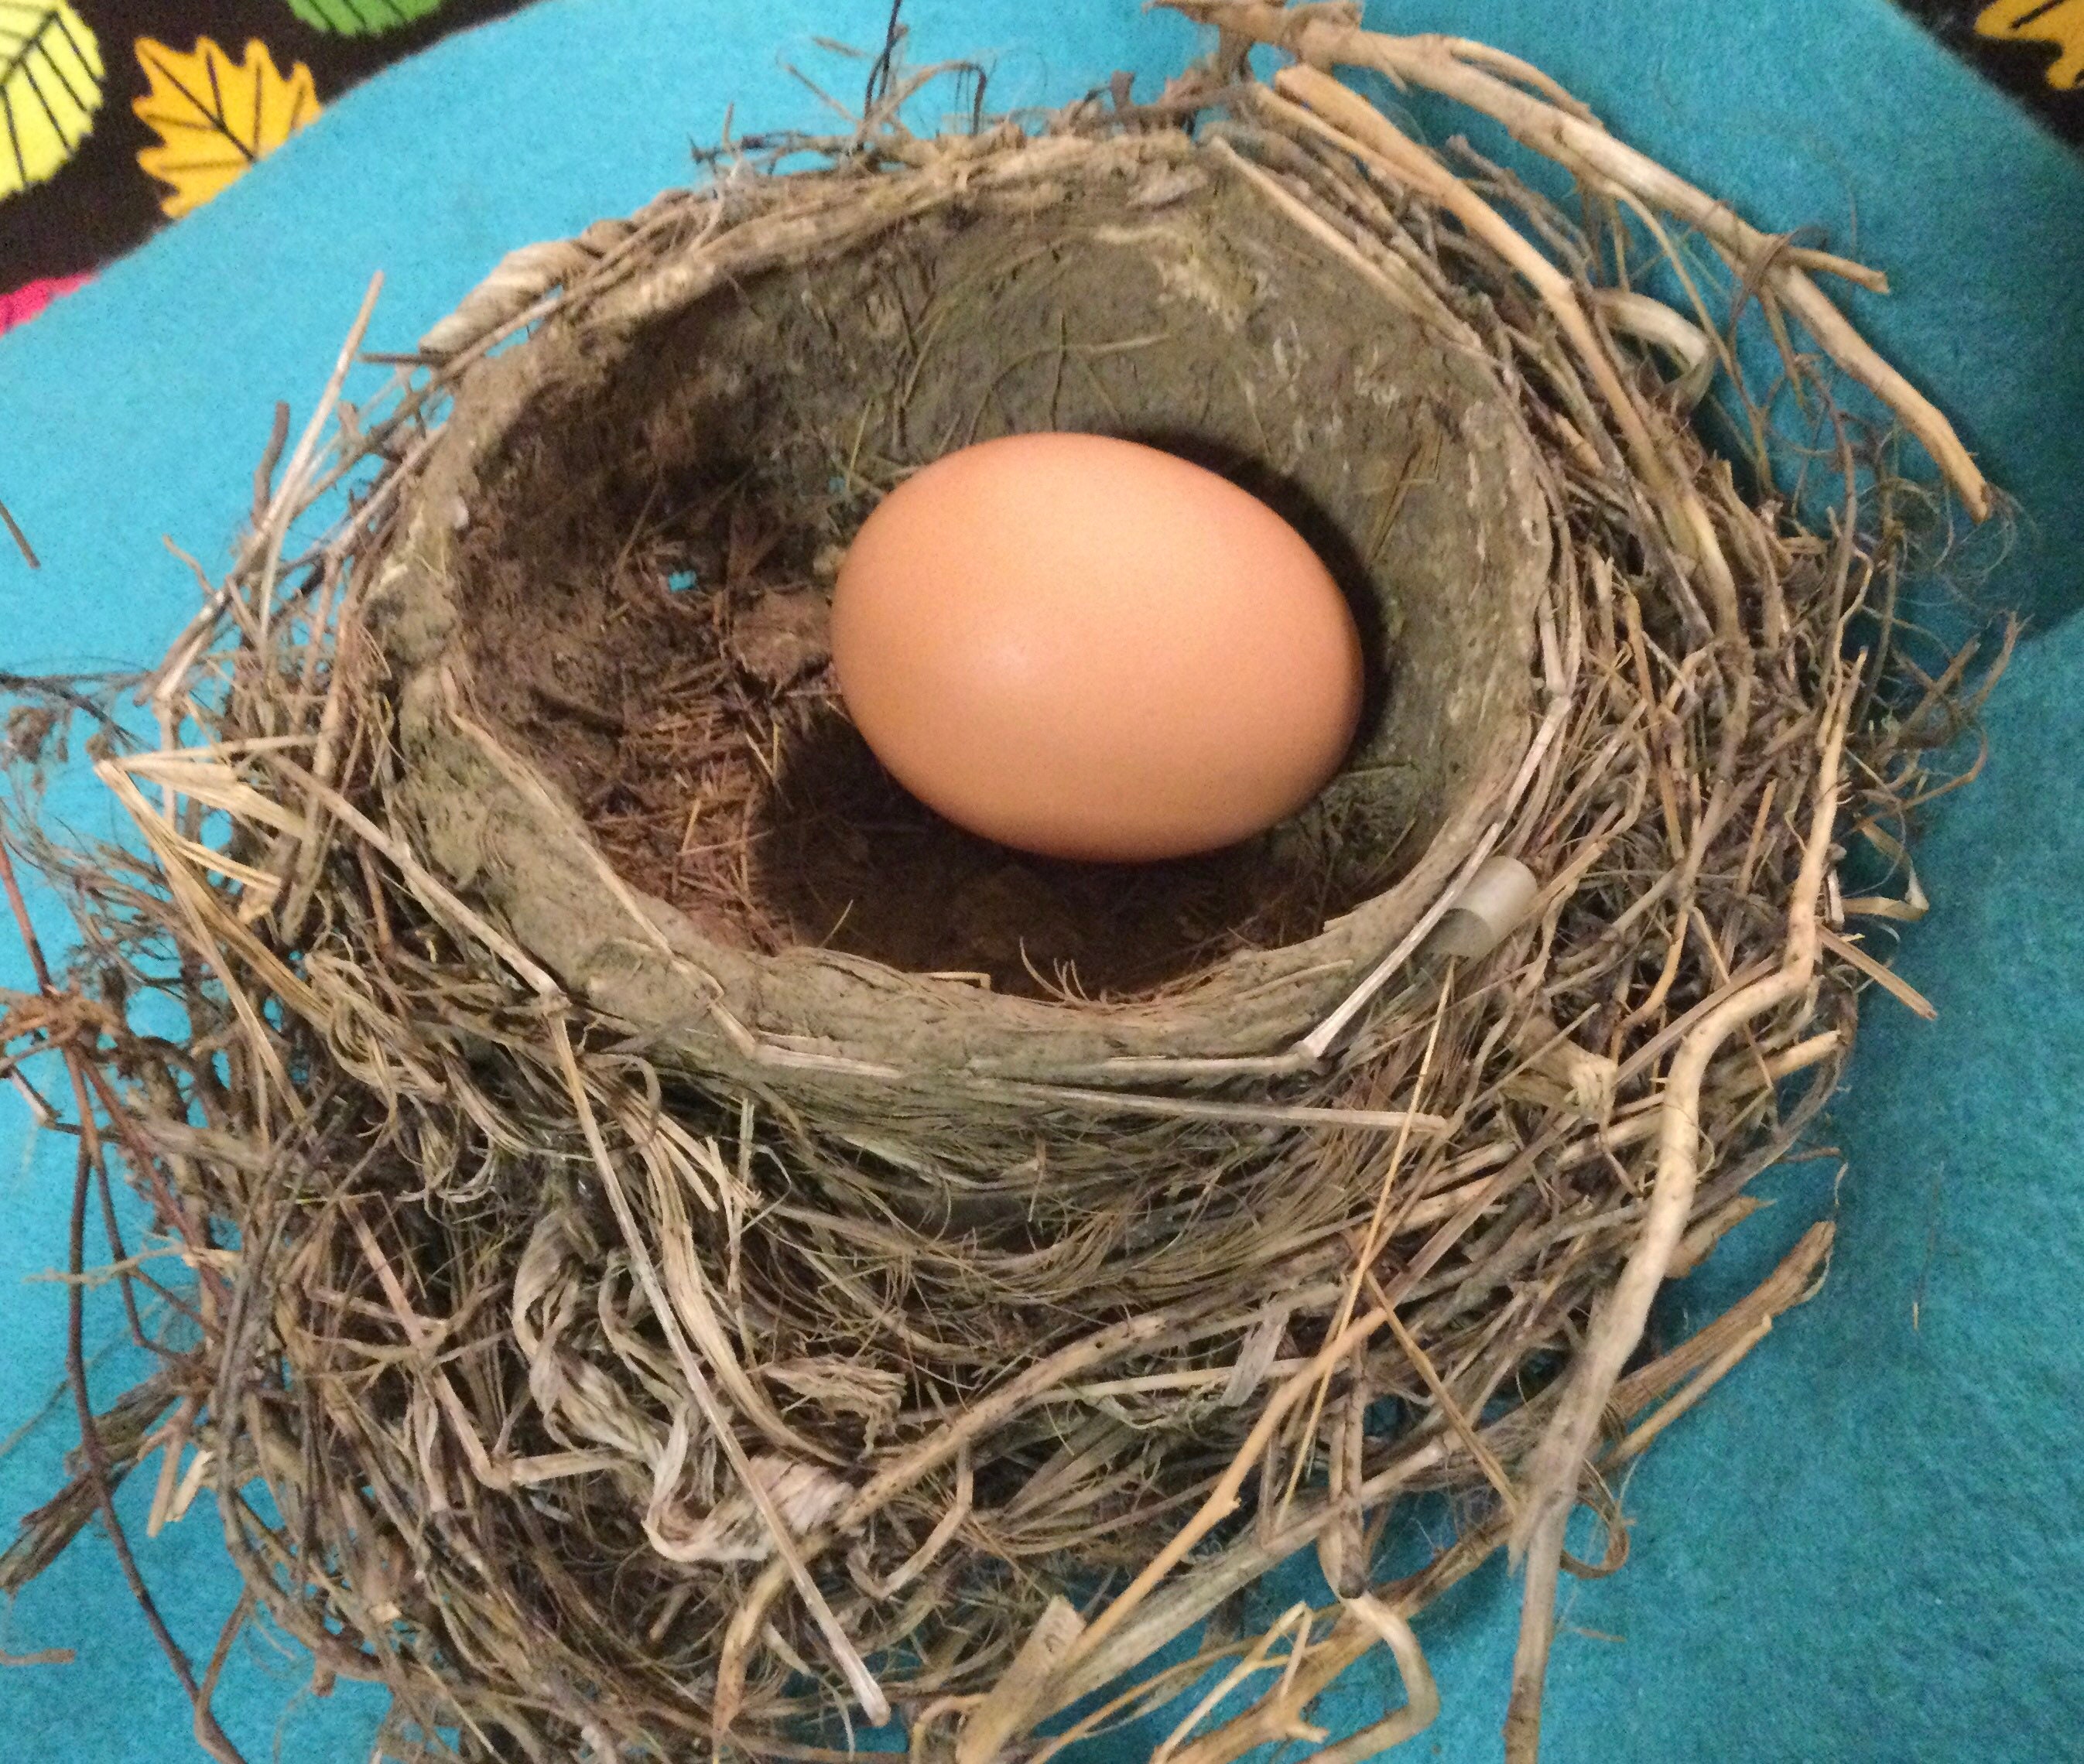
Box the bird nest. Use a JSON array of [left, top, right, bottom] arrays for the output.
[[0, 5, 2006, 1762]]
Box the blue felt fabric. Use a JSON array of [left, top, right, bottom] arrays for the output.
[[1, 2, 2079, 1759]]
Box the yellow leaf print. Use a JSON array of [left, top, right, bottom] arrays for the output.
[[0, 3, 104, 201], [132, 36, 321, 219], [1977, 0, 2084, 91]]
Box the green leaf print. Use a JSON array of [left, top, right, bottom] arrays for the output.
[[284, 0, 447, 36]]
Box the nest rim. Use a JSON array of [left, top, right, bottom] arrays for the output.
[[367, 125, 1553, 1085]]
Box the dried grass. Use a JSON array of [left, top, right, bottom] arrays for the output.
[[0, 6, 2007, 1762]]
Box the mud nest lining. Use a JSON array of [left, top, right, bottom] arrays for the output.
[[0, 6, 2005, 1764], [443, 156, 1539, 1004]]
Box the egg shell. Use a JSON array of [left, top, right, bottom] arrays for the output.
[[830, 432, 1366, 863]]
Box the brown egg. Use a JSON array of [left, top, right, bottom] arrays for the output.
[[830, 432, 1365, 863]]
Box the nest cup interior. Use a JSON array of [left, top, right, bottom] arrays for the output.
[[446, 165, 1535, 1001]]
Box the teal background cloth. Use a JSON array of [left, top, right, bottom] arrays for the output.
[[1, 2, 2079, 1759]]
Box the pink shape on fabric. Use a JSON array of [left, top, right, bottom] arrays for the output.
[[0, 272, 93, 336]]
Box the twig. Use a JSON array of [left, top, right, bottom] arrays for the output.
[[1503, 666, 1852, 1761], [1167, 0, 1989, 517], [0, 497, 39, 569]]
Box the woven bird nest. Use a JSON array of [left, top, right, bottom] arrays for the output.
[[0, 6, 2004, 1762]]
